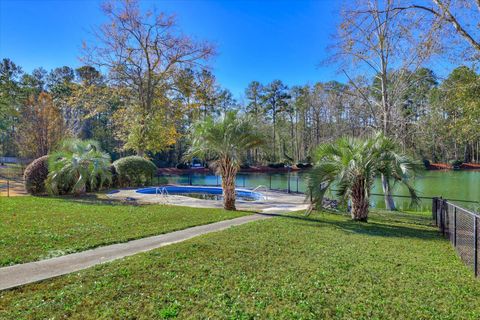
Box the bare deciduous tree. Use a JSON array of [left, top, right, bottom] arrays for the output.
[[83, 0, 214, 155], [330, 0, 438, 209]]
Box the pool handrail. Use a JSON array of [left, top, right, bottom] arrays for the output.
[[155, 186, 169, 204], [252, 185, 269, 200]]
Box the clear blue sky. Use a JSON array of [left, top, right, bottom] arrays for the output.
[[0, 0, 343, 98]]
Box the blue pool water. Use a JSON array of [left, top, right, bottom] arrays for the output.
[[136, 185, 263, 201]]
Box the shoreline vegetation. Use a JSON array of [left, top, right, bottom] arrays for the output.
[[157, 163, 480, 175], [157, 165, 307, 175]]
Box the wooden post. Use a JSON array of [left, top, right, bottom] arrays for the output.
[[7, 179, 9, 197]]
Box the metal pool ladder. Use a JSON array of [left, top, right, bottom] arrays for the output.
[[252, 185, 269, 200], [155, 186, 169, 204]]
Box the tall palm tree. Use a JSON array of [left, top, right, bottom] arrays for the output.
[[307, 132, 419, 221], [186, 111, 263, 210], [46, 139, 112, 195]]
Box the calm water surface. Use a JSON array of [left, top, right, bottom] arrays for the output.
[[160, 170, 480, 211]]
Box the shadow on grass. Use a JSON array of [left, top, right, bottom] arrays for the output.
[[260, 212, 441, 240], [32, 194, 132, 207]]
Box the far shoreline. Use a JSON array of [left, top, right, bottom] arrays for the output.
[[157, 165, 309, 175], [158, 163, 480, 174], [427, 163, 480, 170]]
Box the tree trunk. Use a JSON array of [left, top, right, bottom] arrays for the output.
[[221, 158, 237, 211], [351, 179, 369, 222], [381, 174, 396, 211]]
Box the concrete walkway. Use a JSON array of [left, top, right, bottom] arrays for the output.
[[0, 214, 272, 291]]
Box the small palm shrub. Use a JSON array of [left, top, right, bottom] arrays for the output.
[[24, 155, 49, 194], [308, 132, 419, 221], [113, 156, 157, 187], [46, 139, 112, 195]]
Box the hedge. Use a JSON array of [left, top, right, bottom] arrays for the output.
[[24, 156, 49, 194], [113, 156, 157, 187]]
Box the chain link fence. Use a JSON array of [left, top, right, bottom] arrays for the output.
[[432, 197, 479, 277], [0, 163, 27, 196]]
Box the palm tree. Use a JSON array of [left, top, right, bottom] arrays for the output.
[[46, 139, 112, 195], [307, 132, 419, 221], [186, 111, 263, 210]]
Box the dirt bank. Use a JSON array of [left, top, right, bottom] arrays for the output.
[[428, 163, 480, 170]]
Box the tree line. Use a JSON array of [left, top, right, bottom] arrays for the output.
[[1, 0, 480, 167]]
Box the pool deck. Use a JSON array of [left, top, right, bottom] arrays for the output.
[[107, 187, 309, 213]]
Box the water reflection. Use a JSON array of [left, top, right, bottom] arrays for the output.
[[159, 170, 480, 211]]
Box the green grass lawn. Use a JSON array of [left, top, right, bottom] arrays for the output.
[[2, 209, 480, 319], [0, 196, 248, 266]]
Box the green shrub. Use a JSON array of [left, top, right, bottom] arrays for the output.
[[267, 162, 285, 169], [240, 163, 250, 169], [451, 159, 463, 167], [296, 163, 312, 169], [24, 156, 49, 194], [113, 156, 157, 187], [423, 159, 431, 168], [176, 163, 189, 169]]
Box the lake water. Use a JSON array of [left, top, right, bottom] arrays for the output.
[[159, 170, 480, 212]]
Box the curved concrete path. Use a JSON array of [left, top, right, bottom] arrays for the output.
[[0, 214, 272, 291]]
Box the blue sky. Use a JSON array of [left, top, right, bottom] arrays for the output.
[[0, 0, 343, 98]]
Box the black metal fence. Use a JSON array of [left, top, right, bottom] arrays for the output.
[[155, 173, 304, 194], [432, 197, 479, 277]]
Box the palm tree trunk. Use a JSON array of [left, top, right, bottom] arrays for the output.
[[221, 159, 237, 211], [381, 174, 396, 211], [351, 179, 369, 222]]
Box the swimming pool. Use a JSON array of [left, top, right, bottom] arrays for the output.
[[136, 185, 263, 201]]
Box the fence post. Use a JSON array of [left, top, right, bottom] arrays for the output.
[[432, 197, 437, 225], [287, 172, 291, 194], [7, 180, 9, 197], [269, 175, 272, 189], [453, 206, 457, 247], [474, 216, 478, 277], [444, 199, 449, 237], [296, 176, 299, 193], [440, 198, 445, 235]]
